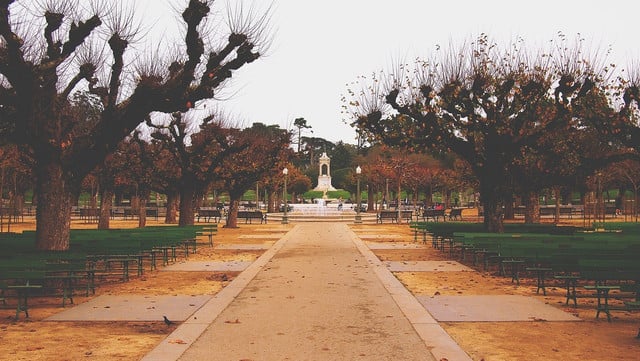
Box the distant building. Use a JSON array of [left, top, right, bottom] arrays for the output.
[[313, 152, 336, 191]]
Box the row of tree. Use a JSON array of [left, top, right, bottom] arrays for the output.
[[346, 34, 640, 232], [0, 0, 275, 250]]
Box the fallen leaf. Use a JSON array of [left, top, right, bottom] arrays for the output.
[[168, 339, 187, 344]]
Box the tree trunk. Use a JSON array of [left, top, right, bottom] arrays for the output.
[[225, 198, 240, 228], [98, 188, 114, 229], [480, 188, 504, 233], [14, 193, 24, 218], [138, 197, 147, 228], [89, 184, 98, 210], [131, 195, 140, 214], [267, 191, 276, 213], [425, 186, 433, 207], [165, 191, 178, 224], [35, 161, 74, 251], [444, 189, 452, 208], [179, 183, 196, 226], [503, 195, 515, 220], [367, 183, 374, 213], [523, 191, 540, 224]]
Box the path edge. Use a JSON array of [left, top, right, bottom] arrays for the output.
[[140, 226, 294, 361], [348, 226, 473, 361]]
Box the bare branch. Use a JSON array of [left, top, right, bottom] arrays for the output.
[[225, 1, 274, 56], [101, 0, 143, 44]]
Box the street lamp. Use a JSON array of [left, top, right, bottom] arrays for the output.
[[355, 165, 362, 224], [282, 167, 289, 224]]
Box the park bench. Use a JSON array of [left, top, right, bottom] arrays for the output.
[[196, 224, 217, 247], [87, 254, 141, 282], [145, 208, 159, 220], [377, 211, 396, 223], [196, 208, 222, 223], [376, 210, 413, 223], [409, 221, 430, 243], [0, 269, 46, 319], [448, 208, 463, 221], [420, 208, 446, 222], [237, 210, 267, 224], [78, 208, 99, 223], [1, 255, 95, 309], [581, 283, 640, 322], [43, 257, 96, 306]]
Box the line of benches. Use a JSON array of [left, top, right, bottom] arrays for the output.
[[376, 208, 463, 223], [409, 222, 640, 322], [0, 225, 215, 320], [196, 209, 267, 224]]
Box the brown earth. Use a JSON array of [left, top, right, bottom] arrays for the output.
[[0, 217, 639, 360]]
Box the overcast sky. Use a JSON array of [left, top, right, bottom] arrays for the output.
[[135, 0, 639, 144]]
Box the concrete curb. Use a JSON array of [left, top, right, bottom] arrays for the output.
[[140, 225, 295, 361]]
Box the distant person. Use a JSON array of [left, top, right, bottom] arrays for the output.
[[615, 195, 623, 216]]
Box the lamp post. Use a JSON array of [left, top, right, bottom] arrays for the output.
[[355, 165, 362, 224], [282, 167, 289, 224]]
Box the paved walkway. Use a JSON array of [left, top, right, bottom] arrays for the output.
[[143, 224, 470, 361]]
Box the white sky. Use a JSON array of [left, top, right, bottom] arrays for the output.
[[134, 0, 639, 144]]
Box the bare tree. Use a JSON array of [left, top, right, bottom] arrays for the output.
[[347, 34, 613, 232], [0, 0, 272, 250]]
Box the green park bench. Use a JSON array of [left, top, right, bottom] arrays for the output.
[[196, 224, 218, 248]]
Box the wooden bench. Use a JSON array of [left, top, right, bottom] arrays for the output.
[[377, 211, 397, 223], [409, 222, 430, 243], [525, 267, 553, 295], [553, 274, 581, 306], [420, 209, 446, 222], [43, 258, 96, 306], [196, 209, 222, 223], [584, 285, 622, 322], [1, 260, 95, 310], [87, 254, 141, 282], [237, 211, 266, 224], [377, 210, 412, 223], [448, 208, 463, 221], [579, 285, 640, 322], [196, 224, 217, 247], [0, 270, 45, 319]]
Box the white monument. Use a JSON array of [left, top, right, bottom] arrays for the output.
[[313, 152, 336, 192]]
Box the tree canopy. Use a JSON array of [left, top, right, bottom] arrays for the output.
[[346, 34, 628, 231], [0, 0, 271, 249]]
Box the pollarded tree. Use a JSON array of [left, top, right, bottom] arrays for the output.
[[347, 34, 611, 232], [0, 0, 270, 250], [216, 123, 291, 228], [147, 111, 250, 226]]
